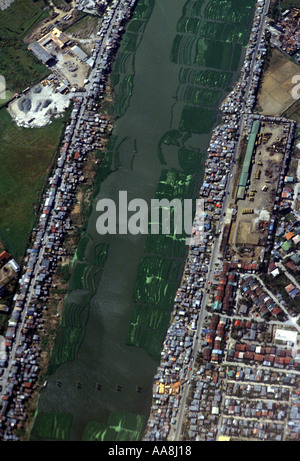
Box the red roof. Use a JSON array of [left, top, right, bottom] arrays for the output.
[[0, 251, 10, 262], [254, 354, 264, 361]]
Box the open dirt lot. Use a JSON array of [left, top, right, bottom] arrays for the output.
[[257, 49, 300, 116], [54, 51, 90, 87]]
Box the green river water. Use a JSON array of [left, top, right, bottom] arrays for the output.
[[30, 0, 255, 441]]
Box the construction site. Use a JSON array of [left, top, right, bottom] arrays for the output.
[[28, 26, 92, 88], [227, 117, 292, 264], [9, 21, 97, 127]]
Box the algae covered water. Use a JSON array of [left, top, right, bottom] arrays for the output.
[[30, 0, 255, 441]]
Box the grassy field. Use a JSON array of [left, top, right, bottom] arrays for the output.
[[0, 0, 50, 92], [0, 107, 71, 260]]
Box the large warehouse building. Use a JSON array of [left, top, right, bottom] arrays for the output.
[[28, 42, 55, 65], [237, 120, 260, 200]]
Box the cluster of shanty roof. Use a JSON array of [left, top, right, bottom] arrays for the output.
[[213, 265, 237, 313], [202, 315, 227, 363], [199, 119, 238, 216]]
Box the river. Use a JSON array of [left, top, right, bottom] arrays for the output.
[[30, 0, 255, 441]]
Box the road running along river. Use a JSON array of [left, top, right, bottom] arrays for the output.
[[30, 0, 255, 441]]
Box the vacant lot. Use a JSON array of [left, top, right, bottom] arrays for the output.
[[257, 49, 300, 116]]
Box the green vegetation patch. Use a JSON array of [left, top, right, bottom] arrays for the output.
[[126, 165, 200, 360], [48, 239, 108, 374], [195, 39, 233, 70], [112, 51, 135, 75], [221, 23, 250, 46], [231, 43, 242, 71], [204, 0, 255, 24], [82, 412, 146, 441], [133, 256, 177, 306], [179, 68, 232, 88], [126, 247, 186, 360], [121, 32, 139, 53], [161, 129, 182, 146], [127, 321, 170, 361], [108, 74, 134, 118], [189, 0, 206, 17], [178, 146, 203, 173], [179, 105, 216, 134], [75, 233, 90, 261], [145, 233, 187, 258], [179, 85, 222, 106], [108, 0, 155, 120], [133, 0, 155, 20], [177, 16, 200, 34], [69, 261, 103, 292], [30, 413, 73, 441], [193, 37, 207, 66], [198, 20, 225, 40], [127, 18, 146, 34], [48, 298, 91, 373]]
